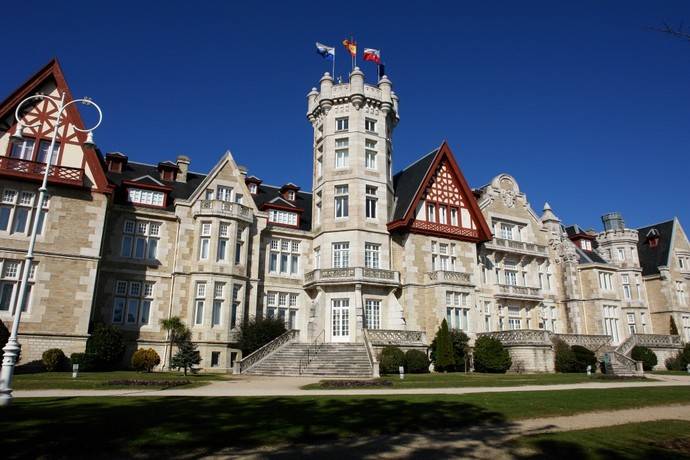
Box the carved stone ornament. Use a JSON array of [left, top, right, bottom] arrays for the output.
[[501, 189, 516, 208]]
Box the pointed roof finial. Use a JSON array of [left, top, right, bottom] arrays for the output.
[[541, 202, 560, 223]]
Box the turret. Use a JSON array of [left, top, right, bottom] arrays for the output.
[[602, 212, 625, 231], [349, 67, 365, 109], [541, 202, 561, 234], [318, 72, 334, 113]]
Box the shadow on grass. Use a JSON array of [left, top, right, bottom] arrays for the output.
[[510, 436, 690, 460], [2, 396, 513, 459]]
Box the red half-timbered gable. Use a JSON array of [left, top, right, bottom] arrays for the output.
[[388, 141, 492, 242]]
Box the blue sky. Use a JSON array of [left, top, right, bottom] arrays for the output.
[[3, 1, 690, 230]]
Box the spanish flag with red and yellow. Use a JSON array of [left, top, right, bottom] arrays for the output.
[[342, 39, 357, 57]]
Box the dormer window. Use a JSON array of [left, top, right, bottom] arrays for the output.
[[287, 190, 295, 201], [105, 152, 128, 173], [581, 240, 592, 251], [157, 161, 179, 182], [249, 183, 257, 194], [647, 228, 660, 248], [269, 210, 298, 226], [128, 188, 165, 207]]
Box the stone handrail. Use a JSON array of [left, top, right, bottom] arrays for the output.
[[478, 329, 552, 346], [365, 329, 426, 346], [488, 237, 548, 255], [238, 329, 298, 373], [362, 329, 380, 378], [426, 270, 472, 285], [607, 350, 644, 375], [304, 267, 400, 286], [194, 199, 253, 222], [616, 333, 684, 356], [554, 333, 612, 352], [496, 284, 542, 298]]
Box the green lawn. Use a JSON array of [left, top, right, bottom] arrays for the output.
[[652, 370, 690, 376], [304, 372, 650, 389], [513, 420, 690, 459], [3, 386, 690, 458], [12, 370, 227, 390]]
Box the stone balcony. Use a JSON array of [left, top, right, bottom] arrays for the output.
[[193, 200, 253, 223], [495, 283, 543, 301], [426, 270, 473, 286], [0, 156, 84, 187], [484, 237, 548, 257], [304, 267, 400, 288]]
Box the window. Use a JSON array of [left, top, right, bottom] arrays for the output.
[[598, 272, 614, 291], [617, 248, 625, 261], [484, 302, 492, 331], [112, 280, 154, 325], [217, 186, 233, 202], [315, 200, 322, 225], [0, 188, 47, 236], [199, 221, 211, 260], [268, 209, 298, 226], [365, 243, 380, 269], [0, 260, 35, 314], [268, 238, 300, 275], [542, 305, 557, 331], [211, 282, 224, 327], [248, 183, 257, 194], [365, 299, 381, 329], [500, 223, 514, 240], [335, 117, 349, 131], [365, 139, 377, 169], [431, 240, 456, 271], [194, 282, 206, 325], [622, 274, 631, 300], [507, 307, 521, 330], [505, 270, 518, 286], [677, 281, 687, 305], [121, 220, 160, 260], [365, 185, 377, 219], [539, 262, 551, 291], [450, 208, 458, 226], [332, 242, 350, 268], [127, 188, 165, 207], [427, 203, 435, 222], [37, 140, 60, 164], [235, 226, 245, 265], [10, 138, 35, 160], [365, 118, 376, 132], [217, 223, 229, 261], [316, 156, 323, 178], [602, 305, 620, 343], [286, 190, 295, 201], [445, 291, 470, 331], [211, 351, 220, 367], [640, 312, 648, 333], [314, 247, 321, 269], [627, 313, 636, 333], [231, 284, 241, 329], [682, 315, 690, 341], [636, 275, 643, 299], [334, 185, 349, 218], [581, 240, 592, 251], [266, 290, 298, 329], [335, 138, 349, 168]]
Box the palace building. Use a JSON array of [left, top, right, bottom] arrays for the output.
[[0, 60, 688, 374]]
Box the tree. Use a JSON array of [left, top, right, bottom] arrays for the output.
[[651, 22, 690, 42], [86, 323, 125, 370], [238, 316, 287, 356], [430, 329, 470, 372], [670, 316, 679, 335], [170, 331, 201, 375], [474, 336, 511, 373], [554, 339, 577, 373], [160, 316, 187, 369], [631, 346, 658, 371], [131, 348, 161, 372], [433, 319, 455, 372]]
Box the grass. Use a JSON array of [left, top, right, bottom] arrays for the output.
[[3, 386, 690, 458], [652, 370, 690, 376], [12, 370, 227, 390], [303, 372, 650, 389], [513, 420, 690, 459]]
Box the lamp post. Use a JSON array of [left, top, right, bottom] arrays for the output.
[[0, 91, 103, 406]]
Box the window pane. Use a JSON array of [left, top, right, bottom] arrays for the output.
[[147, 238, 158, 259], [134, 237, 146, 258], [12, 208, 29, 233], [121, 236, 133, 257], [113, 298, 126, 323], [0, 206, 10, 231], [126, 299, 138, 323], [140, 300, 151, 324], [0, 283, 14, 311]]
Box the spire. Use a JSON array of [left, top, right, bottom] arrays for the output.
[[541, 202, 560, 223]]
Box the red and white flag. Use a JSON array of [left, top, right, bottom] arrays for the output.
[[363, 48, 381, 64]]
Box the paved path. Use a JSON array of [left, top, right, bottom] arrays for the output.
[[12, 373, 690, 398]]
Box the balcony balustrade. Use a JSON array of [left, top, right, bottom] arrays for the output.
[[426, 270, 473, 285], [0, 156, 84, 187], [495, 283, 543, 300], [193, 199, 253, 223], [485, 237, 548, 257], [304, 267, 400, 287]]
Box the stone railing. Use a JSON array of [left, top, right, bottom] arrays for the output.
[[485, 238, 548, 256], [496, 284, 543, 299], [426, 270, 472, 285], [477, 329, 552, 346], [304, 267, 400, 287], [554, 334, 612, 352], [362, 329, 380, 377], [365, 329, 426, 347], [238, 329, 298, 373], [604, 351, 644, 376], [194, 200, 253, 223], [616, 333, 683, 356]]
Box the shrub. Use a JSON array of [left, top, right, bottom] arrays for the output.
[[86, 323, 125, 370], [42, 348, 66, 372], [379, 346, 405, 374], [70, 352, 99, 371], [431, 329, 470, 372], [571, 345, 598, 373], [631, 346, 658, 371], [432, 319, 455, 372], [131, 348, 161, 372], [666, 344, 690, 371], [473, 336, 511, 373], [666, 355, 683, 371], [554, 339, 577, 373], [404, 349, 429, 374], [238, 316, 287, 356]]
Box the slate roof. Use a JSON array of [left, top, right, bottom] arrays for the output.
[[636, 219, 675, 276], [575, 247, 609, 264], [251, 184, 312, 231], [107, 161, 207, 211], [391, 148, 438, 221]]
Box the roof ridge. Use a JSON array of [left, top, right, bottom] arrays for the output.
[[394, 148, 438, 176], [261, 183, 312, 195], [636, 218, 675, 231]]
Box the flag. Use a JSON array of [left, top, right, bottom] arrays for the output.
[[342, 39, 357, 57], [315, 42, 335, 61], [363, 48, 381, 64], [378, 63, 386, 79]]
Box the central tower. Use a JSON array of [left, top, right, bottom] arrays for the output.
[[304, 67, 401, 343]]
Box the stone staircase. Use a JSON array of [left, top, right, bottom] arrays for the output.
[[244, 342, 373, 377]]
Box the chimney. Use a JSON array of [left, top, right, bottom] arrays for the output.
[[176, 155, 190, 183], [105, 152, 128, 173]]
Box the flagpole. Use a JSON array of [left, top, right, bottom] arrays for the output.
[[332, 50, 336, 77]]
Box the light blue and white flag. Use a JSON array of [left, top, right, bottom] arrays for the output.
[[315, 42, 335, 61]]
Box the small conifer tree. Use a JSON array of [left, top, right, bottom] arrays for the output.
[[434, 319, 455, 372], [170, 331, 201, 375]]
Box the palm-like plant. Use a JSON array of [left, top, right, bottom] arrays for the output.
[[160, 316, 187, 369]]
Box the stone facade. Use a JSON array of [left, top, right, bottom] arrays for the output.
[[1, 61, 688, 372]]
